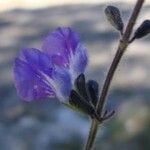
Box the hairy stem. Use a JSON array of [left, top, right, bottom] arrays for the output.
[[85, 0, 145, 150]]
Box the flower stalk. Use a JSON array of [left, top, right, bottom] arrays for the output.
[[85, 119, 99, 150], [85, 0, 145, 150]]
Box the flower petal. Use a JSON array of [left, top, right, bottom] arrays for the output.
[[52, 67, 72, 101], [14, 27, 88, 102], [20, 48, 54, 76], [70, 44, 88, 79], [14, 48, 72, 102], [42, 27, 80, 67], [13, 58, 55, 101]]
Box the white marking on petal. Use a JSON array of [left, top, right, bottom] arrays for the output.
[[68, 44, 87, 83], [39, 70, 67, 101], [33, 85, 38, 89]]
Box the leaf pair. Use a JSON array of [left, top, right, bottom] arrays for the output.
[[105, 5, 150, 40]]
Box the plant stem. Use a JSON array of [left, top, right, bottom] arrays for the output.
[[84, 119, 99, 150], [96, 44, 125, 115], [85, 0, 145, 150], [97, 0, 145, 115]]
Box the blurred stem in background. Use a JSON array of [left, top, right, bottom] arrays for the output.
[[85, 0, 145, 150]]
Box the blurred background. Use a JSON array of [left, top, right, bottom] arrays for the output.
[[0, 0, 150, 150]]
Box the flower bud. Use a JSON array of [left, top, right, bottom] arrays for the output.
[[133, 20, 150, 40], [105, 5, 124, 33]]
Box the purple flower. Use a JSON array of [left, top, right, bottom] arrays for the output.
[[13, 27, 88, 102]]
